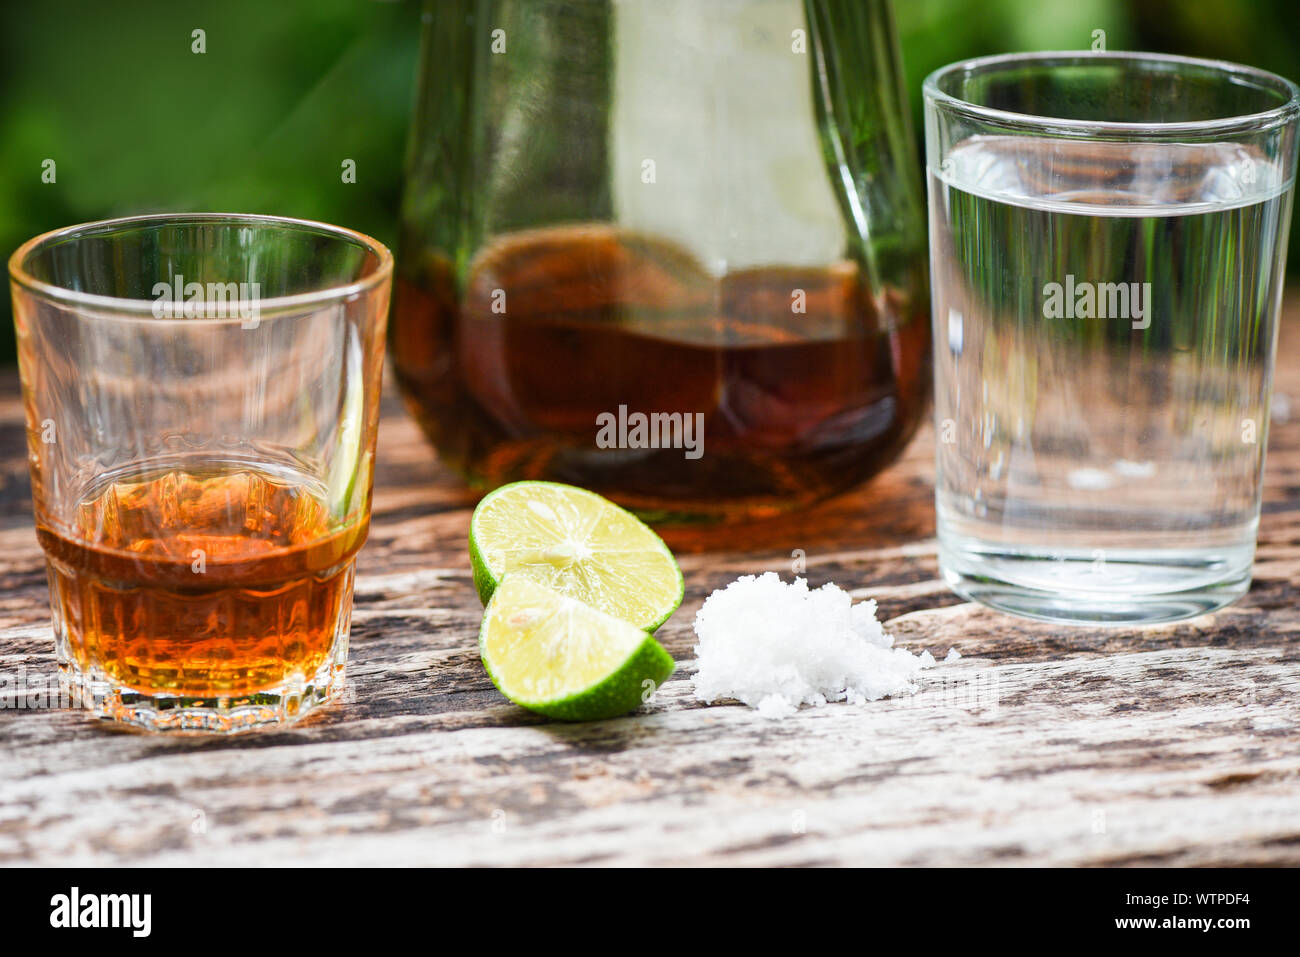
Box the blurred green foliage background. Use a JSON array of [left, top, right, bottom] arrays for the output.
[[1, 0, 1297, 363]]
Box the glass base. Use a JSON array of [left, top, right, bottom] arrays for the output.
[[58, 655, 345, 733], [939, 541, 1253, 626]]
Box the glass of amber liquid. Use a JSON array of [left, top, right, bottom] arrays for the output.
[[9, 214, 392, 732]]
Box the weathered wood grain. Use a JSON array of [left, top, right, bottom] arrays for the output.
[[3, 308, 1300, 867]]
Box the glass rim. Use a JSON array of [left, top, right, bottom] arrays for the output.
[[923, 50, 1300, 137], [7, 212, 394, 322]]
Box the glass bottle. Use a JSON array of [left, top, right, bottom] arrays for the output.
[[393, 0, 928, 524]]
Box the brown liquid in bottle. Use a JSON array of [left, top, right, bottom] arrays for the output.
[[391, 225, 929, 523]]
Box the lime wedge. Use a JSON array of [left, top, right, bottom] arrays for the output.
[[469, 481, 684, 632], [480, 577, 676, 721]]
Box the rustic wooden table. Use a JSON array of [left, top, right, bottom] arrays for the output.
[[3, 311, 1300, 868]]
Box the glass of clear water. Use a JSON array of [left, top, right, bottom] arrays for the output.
[[924, 52, 1300, 625]]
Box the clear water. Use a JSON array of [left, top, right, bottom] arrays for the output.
[[929, 136, 1294, 624]]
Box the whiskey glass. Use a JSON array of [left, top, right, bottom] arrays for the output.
[[9, 213, 392, 731]]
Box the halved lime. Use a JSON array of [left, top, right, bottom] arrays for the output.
[[469, 481, 684, 632], [479, 577, 676, 721]]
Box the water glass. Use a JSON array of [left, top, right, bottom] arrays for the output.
[[925, 52, 1300, 624]]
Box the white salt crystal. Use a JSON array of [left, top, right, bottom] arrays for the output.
[[691, 573, 932, 718], [945, 647, 962, 662]]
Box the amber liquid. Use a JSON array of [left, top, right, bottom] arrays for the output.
[[391, 225, 930, 523], [36, 464, 367, 698]]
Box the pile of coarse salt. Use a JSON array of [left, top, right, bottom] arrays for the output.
[[692, 573, 934, 719]]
